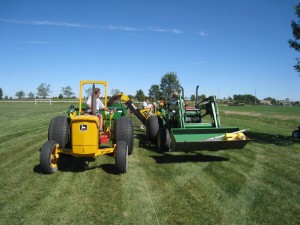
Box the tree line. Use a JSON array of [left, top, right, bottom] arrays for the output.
[[0, 73, 183, 101], [0, 73, 298, 106], [0, 83, 75, 100]]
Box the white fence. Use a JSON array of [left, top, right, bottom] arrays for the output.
[[35, 99, 52, 105], [0, 100, 78, 104]]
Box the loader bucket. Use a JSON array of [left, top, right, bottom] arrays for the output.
[[170, 127, 250, 152]]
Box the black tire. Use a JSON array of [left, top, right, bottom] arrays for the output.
[[40, 140, 59, 174], [157, 128, 171, 152], [147, 115, 160, 142], [48, 116, 70, 148], [113, 116, 134, 155], [292, 130, 300, 139], [115, 141, 128, 173]]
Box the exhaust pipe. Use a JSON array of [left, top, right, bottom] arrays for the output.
[[195, 85, 199, 107]]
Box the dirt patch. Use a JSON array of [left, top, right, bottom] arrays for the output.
[[221, 110, 262, 117], [221, 110, 299, 121]]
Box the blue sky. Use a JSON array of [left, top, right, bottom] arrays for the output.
[[0, 0, 300, 101]]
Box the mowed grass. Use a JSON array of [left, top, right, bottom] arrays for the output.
[[0, 102, 299, 225]]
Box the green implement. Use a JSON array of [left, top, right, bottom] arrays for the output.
[[170, 128, 250, 152], [152, 85, 250, 152]]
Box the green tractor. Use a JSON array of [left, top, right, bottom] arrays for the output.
[[39, 80, 134, 174], [121, 85, 250, 152], [154, 86, 250, 151]]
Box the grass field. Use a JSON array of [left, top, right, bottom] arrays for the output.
[[0, 102, 299, 225]]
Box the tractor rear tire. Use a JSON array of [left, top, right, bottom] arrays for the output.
[[157, 128, 171, 151], [48, 116, 70, 148], [113, 116, 134, 155], [115, 141, 128, 173], [40, 140, 59, 174], [292, 130, 300, 139], [147, 115, 160, 143]]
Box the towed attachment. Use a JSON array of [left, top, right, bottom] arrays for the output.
[[170, 127, 250, 152]]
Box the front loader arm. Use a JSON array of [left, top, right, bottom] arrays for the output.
[[118, 93, 147, 125], [197, 96, 220, 128]]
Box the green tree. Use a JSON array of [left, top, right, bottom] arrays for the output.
[[58, 94, 64, 99], [289, 2, 300, 74], [233, 94, 260, 104], [128, 94, 134, 100], [160, 72, 181, 98], [85, 87, 92, 97], [195, 94, 207, 103], [111, 89, 121, 96], [190, 94, 196, 101], [263, 97, 277, 105], [199, 94, 206, 101], [37, 83, 51, 99], [0, 88, 3, 100], [15, 90, 25, 99], [27, 92, 35, 99], [135, 89, 145, 102], [61, 86, 75, 98], [148, 84, 162, 100]]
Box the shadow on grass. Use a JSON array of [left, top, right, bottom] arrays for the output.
[[151, 153, 229, 164], [33, 154, 121, 175], [100, 164, 120, 175], [33, 164, 49, 174], [247, 131, 300, 146], [33, 155, 89, 174], [134, 128, 162, 153], [58, 155, 90, 172], [138, 139, 159, 152]]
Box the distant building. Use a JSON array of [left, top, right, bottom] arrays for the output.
[[260, 100, 272, 105], [280, 99, 292, 106]]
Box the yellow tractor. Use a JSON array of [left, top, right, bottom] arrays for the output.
[[40, 80, 134, 174]]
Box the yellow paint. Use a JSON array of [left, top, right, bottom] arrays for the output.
[[224, 132, 246, 141], [79, 80, 108, 115], [69, 111, 77, 119], [71, 115, 99, 155]]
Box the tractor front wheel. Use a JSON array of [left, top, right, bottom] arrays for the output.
[[40, 140, 59, 174], [115, 141, 128, 173], [48, 116, 70, 148], [292, 130, 300, 139], [113, 116, 134, 155], [147, 115, 160, 143], [157, 128, 171, 152]]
